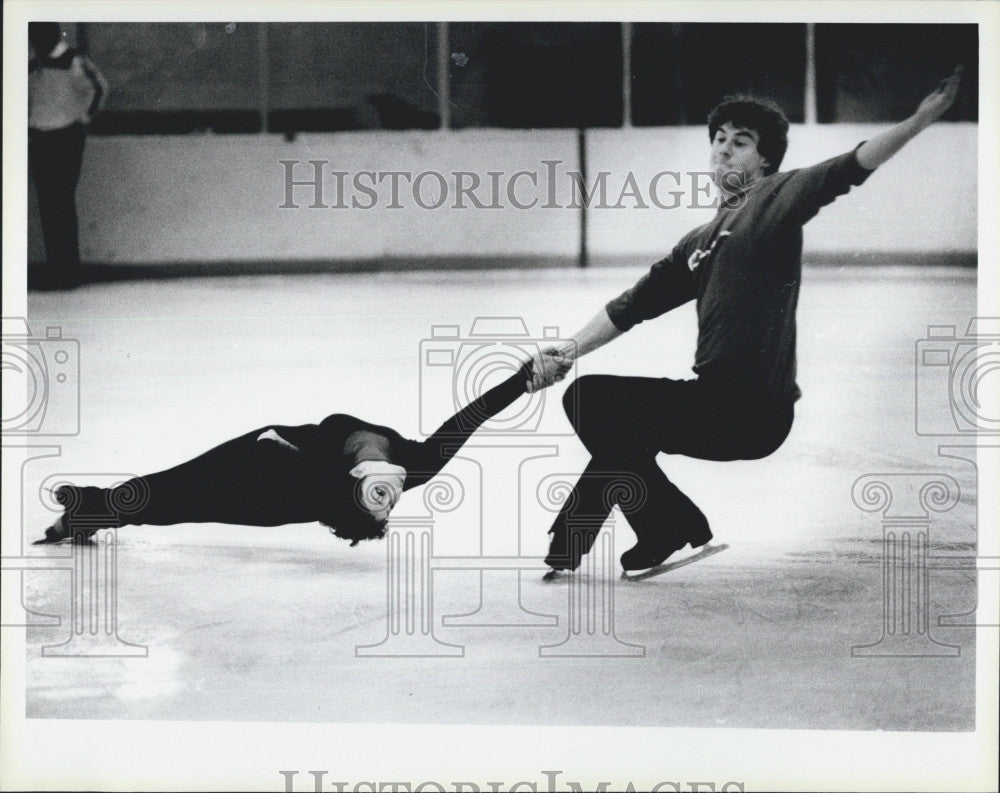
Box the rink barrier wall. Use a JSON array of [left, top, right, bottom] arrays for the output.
[[27, 124, 976, 271], [25, 252, 976, 288]]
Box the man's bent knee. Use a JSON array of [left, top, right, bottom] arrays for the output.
[[564, 375, 644, 455]]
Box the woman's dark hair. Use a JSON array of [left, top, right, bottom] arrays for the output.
[[707, 95, 790, 176], [319, 473, 388, 547], [29, 22, 63, 56]]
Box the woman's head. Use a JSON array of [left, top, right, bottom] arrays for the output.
[[323, 506, 388, 547], [320, 465, 405, 546]]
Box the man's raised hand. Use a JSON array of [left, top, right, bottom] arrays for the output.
[[856, 64, 966, 171], [914, 66, 963, 127]]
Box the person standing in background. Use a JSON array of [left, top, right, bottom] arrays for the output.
[[28, 22, 108, 290]]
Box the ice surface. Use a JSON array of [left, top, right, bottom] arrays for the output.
[[19, 264, 979, 729]]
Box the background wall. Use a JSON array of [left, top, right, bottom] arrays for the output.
[[587, 122, 976, 260], [27, 123, 977, 268]]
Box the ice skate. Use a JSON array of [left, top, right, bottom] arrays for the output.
[[32, 513, 97, 545], [620, 540, 729, 581]]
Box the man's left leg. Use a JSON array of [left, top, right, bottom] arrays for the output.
[[616, 380, 795, 569]]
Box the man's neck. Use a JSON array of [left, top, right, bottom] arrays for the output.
[[717, 172, 760, 205]]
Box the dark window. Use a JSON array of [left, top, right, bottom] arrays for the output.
[[68, 21, 981, 135], [86, 23, 262, 134], [449, 23, 623, 129], [631, 23, 806, 126], [85, 22, 441, 134], [267, 23, 440, 133], [815, 24, 977, 122]]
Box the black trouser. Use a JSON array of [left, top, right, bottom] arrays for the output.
[[546, 374, 794, 569], [58, 430, 320, 532], [29, 123, 87, 287]]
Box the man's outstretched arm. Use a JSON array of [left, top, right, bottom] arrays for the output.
[[527, 309, 622, 393], [856, 66, 963, 171], [527, 246, 697, 392]]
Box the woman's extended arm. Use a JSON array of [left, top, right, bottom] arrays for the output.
[[402, 361, 532, 489]]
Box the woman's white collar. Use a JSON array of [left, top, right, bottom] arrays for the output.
[[349, 460, 407, 480]]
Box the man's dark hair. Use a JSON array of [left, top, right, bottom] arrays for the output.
[[29, 22, 63, 57], [319, 474, 388, 547], [707, 95, 790, 176]]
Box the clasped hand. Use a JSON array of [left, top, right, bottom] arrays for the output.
[[526, 345, 575, 394]]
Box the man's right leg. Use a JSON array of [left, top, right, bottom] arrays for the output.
[[615, 456, 713, 571]]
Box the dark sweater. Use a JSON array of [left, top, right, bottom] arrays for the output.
[[606, 148, 873, 404]]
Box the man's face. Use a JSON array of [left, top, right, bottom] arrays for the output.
[[710, 121, 770, 191]]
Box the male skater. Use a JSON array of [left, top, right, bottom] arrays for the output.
[[530, 67, 964, 575]]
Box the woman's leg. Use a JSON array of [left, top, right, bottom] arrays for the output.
[[38, 430, 316, 542]]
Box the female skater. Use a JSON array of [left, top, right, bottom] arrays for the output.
[[36, 362, 533, 546]]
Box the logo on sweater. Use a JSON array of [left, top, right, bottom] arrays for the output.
[[687, 230, 731, 271]]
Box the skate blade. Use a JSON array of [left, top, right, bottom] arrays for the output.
[[621, 542, 729, 581]]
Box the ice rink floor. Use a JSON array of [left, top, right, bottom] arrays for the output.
[[17, 262, 980, 730]]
